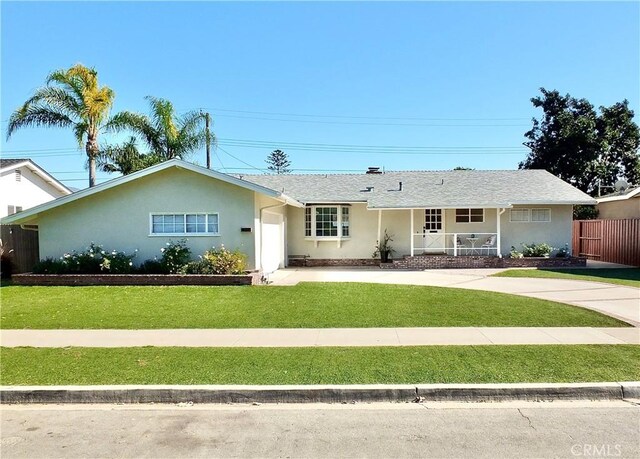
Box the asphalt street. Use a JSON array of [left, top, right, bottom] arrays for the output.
[[1, 401, 638, 458]]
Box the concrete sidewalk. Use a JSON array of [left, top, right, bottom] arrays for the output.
[[267, 268, 640, 327], [2, 327, 638, 347]]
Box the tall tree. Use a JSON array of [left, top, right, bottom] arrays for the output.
[[520, 88, 640, 195], [96, 137, 162, 175], [6, 64, 115, 187], [265, 149, 291, 174], [102, 96, 210, 173]]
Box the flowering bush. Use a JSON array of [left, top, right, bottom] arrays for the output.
[[521, 242, 554, 258], [160, 239, 191, 274], [180, 245, 247, 275], [32, 243, 136, 274]]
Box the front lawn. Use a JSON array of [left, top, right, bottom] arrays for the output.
[[1, 345, 638, 385], [0, 283, 627, 329], [493, 268, 640, 288]]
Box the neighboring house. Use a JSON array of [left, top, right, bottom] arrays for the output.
[[0, 158, 72, 217], [596, 186, 640, 219], [1, 159, 595, 272]]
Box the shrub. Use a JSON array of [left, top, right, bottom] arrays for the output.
[[137, 259, 168, 274], [160, 239, 191, 274], [32, 243, 136, 274], [509, 246, 523, 259], [100, 249, 137, 273], [0, 239, 14, 279], [32, 258, 68, 274], [555, 243, 571, 258], [521, 242, 554, 258], [180, 246, 247, 275]]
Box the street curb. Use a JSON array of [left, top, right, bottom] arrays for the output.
[[2, 382, 638, 404]]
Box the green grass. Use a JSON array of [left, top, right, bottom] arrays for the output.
[[1, 345, 638, 385], [493, 268, 640, 287], [0, 283, 628, 329]]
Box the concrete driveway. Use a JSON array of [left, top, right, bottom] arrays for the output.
[[268, 267, 640, 327]]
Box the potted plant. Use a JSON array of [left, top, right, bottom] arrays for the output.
[[373, 230, 395, 263]]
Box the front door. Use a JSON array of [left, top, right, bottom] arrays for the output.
[[423, 208, 445, 253]]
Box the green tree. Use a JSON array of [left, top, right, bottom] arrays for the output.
[[102, 96, 210, 173], [453, 166, 474, 170], [520, 88, 640, 195], [97, 137, 162, 175], [265, 149, 291, 174], [6, 64, 115, 187]]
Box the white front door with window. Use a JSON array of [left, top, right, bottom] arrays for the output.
[[423, 208, 445, 253]]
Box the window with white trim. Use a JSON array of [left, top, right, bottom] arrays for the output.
[[531, 208, 551, 222], [151, 213, 219, 235], [510, 208, 530, 222], [455, 208, 484, 223], [304, 205, 350, 238]]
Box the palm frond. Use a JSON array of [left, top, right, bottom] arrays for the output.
[[7, 104, 74, 139], [23, 86, 82, 119], [74, 121, 89, 148]]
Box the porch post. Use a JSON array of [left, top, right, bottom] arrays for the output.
[[377, 210, 382, 243], [410, 209, 414, 256], [496, 208, 503, 258]]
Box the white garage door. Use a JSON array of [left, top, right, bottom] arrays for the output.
[[261, 212, 283, 273]]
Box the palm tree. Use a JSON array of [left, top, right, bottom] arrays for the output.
[[104, 96, 211, 170], [96, 137, 163, 175], [7, 64, 115, 187]]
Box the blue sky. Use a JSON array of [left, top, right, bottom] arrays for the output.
[[2, 1, 638, 188]]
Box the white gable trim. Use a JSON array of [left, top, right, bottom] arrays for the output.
[[0, 159, 303, 225], [597, 187, 640, 203], [1, 159, 72, 195]]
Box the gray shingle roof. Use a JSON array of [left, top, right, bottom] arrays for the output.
[[0, 158, 29, 169], [240, 169, 596, 208]]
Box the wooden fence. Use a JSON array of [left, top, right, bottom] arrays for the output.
[[1, 225, 39, 274], [572, 219, 640, 267]]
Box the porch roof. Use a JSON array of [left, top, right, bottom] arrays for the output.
[[241, 169, 596, 208]]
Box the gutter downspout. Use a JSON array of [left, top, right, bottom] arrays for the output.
[[259, 201, 288, 275]]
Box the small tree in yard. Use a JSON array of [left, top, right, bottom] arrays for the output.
[[266, 149, 291, 174]]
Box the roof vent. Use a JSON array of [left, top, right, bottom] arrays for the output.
[[366, 167, 382, 175]]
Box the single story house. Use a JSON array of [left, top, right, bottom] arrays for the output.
[[1, 159, 596, 272], [596, 186, 640, 219]]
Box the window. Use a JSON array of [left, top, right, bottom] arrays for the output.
[[150, 213, 219, 235], [305, 208, 312, 237], [509, 208, 551, 223], [531, 208, 551, 222], [455, 208, 484, 223], [341, 206, 350, 237], [7, 205, 22, 215], [424, 208, 442, 232], [15, 170, 21, 182], [304, 205, 350, 238], [510, 209, 530, 222]]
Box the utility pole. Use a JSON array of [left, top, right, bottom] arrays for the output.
[[205, 112, 211, 169]]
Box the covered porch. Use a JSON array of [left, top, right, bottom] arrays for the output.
[[376, 207, 506, 257]]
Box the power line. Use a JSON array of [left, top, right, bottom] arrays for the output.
[[216, 146, 267, 173], [209, 113, 529, 128], [195, 107, 531, 122]]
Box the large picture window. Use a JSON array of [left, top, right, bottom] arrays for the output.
[[151, 213, 219, 235], [455, 208, 484, 223], [304, 205, 350, 238]]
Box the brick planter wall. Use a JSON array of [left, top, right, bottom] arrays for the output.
[[288, 258, 381, 267], [380, 256, 587, 270], [11, 272, 262, 286]]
